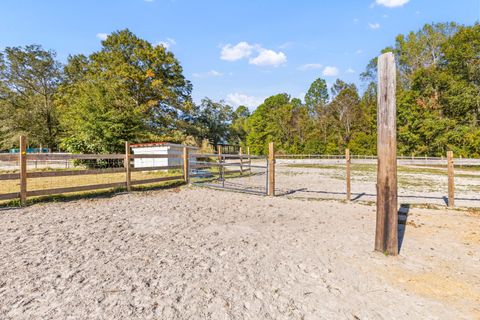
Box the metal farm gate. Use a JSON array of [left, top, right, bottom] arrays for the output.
[[189, 151, 269, 195]]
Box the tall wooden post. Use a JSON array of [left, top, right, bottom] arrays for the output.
[[183, 146, 190, 183], [247, 147, 251, 172], [268, 142, 275, 196], [447, 151, 454, 208], [217, 145, 223, 178], [239, 147, 243, 175], [125, 141, 131, 192], [19, 136, 27, 205], [346, 148, 351, 201], [375, 52, 398, 256]]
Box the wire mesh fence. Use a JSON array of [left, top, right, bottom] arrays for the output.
[[274, 153, 480, 208], [0, 145, 187, 205], [3, 142, 479, 209]]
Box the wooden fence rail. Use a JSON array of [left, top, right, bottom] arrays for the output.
[[0, 137, 259, 205], [277, 149, 462, 207]]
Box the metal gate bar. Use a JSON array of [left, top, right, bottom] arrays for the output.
[[189, 153, 268, 195]]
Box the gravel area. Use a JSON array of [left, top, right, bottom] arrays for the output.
[[0, 185, 479, 319]]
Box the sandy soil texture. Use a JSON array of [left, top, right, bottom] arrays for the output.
[[0, 186, 479, 319]]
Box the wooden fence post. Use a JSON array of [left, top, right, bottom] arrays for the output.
[[346, 148, 351, 201], [125, 141, 131, 192], [268, 142, 275, 196], [183, 146, 189, 183], [217, 144, 223, 178], [19, 135, 27, 205], [239, 147, 243, 175], [447, 151, 454, 208], [375, 52, 398, 256], [247, 147, 251, 172]]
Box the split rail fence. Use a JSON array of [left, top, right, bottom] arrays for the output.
[[0, 136, 265, 206], [277, 148, 465, 208], [0, 137, 467, 208]]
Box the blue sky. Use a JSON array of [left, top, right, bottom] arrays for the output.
[[1, 0, 479, 109]]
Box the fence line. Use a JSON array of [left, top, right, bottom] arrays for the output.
[[1, 139, 469, 208], [277, 150, 466, 208], [0, 137, 260, 205]]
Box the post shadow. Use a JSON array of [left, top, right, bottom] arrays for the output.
[[352, 192, 366, 201], [398, 203, 410, 254], [442, 196, 449, 206]]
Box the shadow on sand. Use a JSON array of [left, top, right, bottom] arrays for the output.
[[398, 203, 410, 254], [278, 188, 480, 204]]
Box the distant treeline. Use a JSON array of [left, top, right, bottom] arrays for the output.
[[1, 23, 479, 156]]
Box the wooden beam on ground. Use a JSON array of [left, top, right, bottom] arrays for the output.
[[346, 148, 351, 201], [375, 52, 398, 256], [268, 142, 275, 196], [19, 136, 27, 206], [447, 151, 454, 208]]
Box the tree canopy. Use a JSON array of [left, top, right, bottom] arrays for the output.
[[1, 23, 480, 157]]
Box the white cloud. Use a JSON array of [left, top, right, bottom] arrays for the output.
[[375, 0, 409, 7], [353, 18, 359, 23], [226, 93, 264, 109], [298, 63, 323, 71], [156, 38, 176, 49], [323, 66, 339, 77], [145, 0, 154, 2], [346, 68, 356, 74], [220, 42, 255, 61], [249, 49, 287, 67], [369, 23, 381, 29], [220, 41, 287, 67], [192, 70, 224, 78], [96, 33, 108, 41], [356, 49, 364, 54]]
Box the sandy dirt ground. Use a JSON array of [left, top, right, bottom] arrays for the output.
[[0, 185, 479, 319]]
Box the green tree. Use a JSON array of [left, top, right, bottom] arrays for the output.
[[59, 79, 145, 154], [0, 45, 62, 149], [59, 29, 193, 152], [246, 94, 306, 154], [329, 80, 362, 148], [304, 78, 329, 115], [193, 98, 233, 146], [230, 105, 250, 145]]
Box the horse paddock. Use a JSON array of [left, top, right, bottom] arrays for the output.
[[0, 185, 479, 319]]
